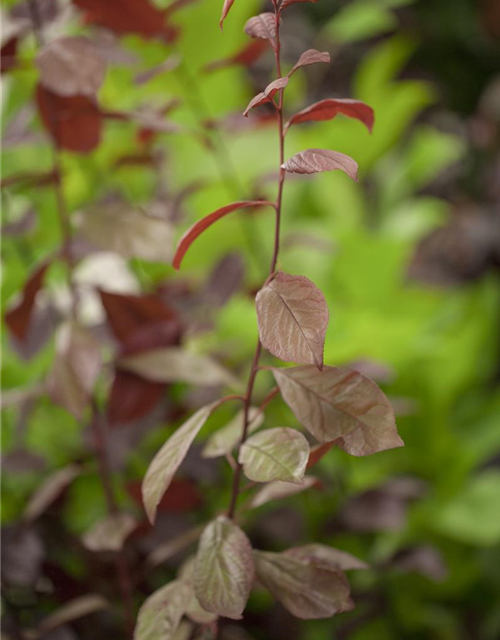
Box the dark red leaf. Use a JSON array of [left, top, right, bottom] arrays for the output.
[[244, 13, 277, 43], [280, 0, 320, 10], [286, 99, 374, 133], [288, 49, 330, 76], [243, 77, 289, 117], [220, 0, 236, 30], [282, 148, 358, 181], [107, 370, 165, 426], [72, 0, 178, 42], [5, 263, 50, 342], [99, 290, 178, 346], [1, 37, 19, 74], [204, 39, 269, 72], [35, 84, 102, 153], [127, 477, 203, 512], [173, 200, 273, 270]]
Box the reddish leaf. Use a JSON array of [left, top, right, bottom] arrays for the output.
[[107, 370, 165, 426], [282, 148, 358, 181], [243, 77, 289, 117], [5, 263, 49, 342], [128, 477, 203, 512], [244, 13, 277, 43], [280, 0, 320, 10], [205, 39, 269, 72], [72, 0, 178, 41], [220, 0, 236, 30], [286, 99, 374, 133], [99, 290, 178, 346], [173, 200, 273, 270], [307, 442, 335, 468], [36, 84, 102, 153], [289, 49, 330, 76], [36, 36, 106, 97], [1, 36, 19, 74]]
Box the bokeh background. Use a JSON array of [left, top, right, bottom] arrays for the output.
[[2, 1, 500, 639]]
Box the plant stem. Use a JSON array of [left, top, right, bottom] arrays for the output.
[[228, 4, 286, 520]]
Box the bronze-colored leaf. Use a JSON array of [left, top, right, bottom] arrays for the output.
[[289, 49, 330, 76], [247, 476, 320, 510], [272, 365, 404, 454], [256, 272, 328, 369], [282, 149, 358, 181], [244, 13, 277, 42], [220, 0, 236, 30], [286, 99, 374, 132], [243, 77, 289, 117]]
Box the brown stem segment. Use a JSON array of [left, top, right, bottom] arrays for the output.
[[228, 4, 286, 520]]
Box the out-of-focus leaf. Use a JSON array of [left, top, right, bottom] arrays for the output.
[[391, 546, 447, 582], [118, 347, 238, 388], [272, 365, 403, 454], [282, 149, 358, 181], [47, 322, 101, 420], [288, 49, 330, 76], [284, 544, 369, 571], [195, 516, 254, 619], [253, 550, 352, 619], [202, 407, 263, 459], [247, 476, 320, 510], [239, 427, 309, 484], [280, 0, 320, 9], [23, 464, 80, 523], [107, 371, 165, 426], [5, 262, 49, 342], [36, 84, 102, 153], [82, 512, 137, 552], [256, 272, 329, 370], [1, 527, 44, 587], [76, 203, 174, 263], [244, 13, 276, 42], [243, 78, 289, 117], [134, 581, 191, 640], [36, 36, 106, 97], [142, 403, 215, 524], [205, 40, 269, 72], [286, 99, 374, 133], [36, 595, 108, 635], [203, 253, 245, 309]]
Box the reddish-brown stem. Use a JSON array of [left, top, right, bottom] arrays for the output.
[[228, 5, 287, 520]]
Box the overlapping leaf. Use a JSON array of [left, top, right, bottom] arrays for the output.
[[239, 427, 309, 483], [254, 550, 352, 619], [285, 544, 369, 571], [195, 516, 254, 619], [248, 476, 320, 510], [142, 403, 216, 523], [272, 365, 403, 454], [202, 407, 263, 458], [243, 77, 289, 116], [282, 149, 358, 181], [286, 99, 374, 132], [244, 13, 277, 43], [134, 580, 191, 640], [289, 49, 330, 76], [256, 272, 329, 369]]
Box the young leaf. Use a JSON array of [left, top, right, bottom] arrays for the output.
[[284, 544, 369, 571], [134, 580, 192, 640], [195, 516, 254, 619], [256, 272, 329, 369], [23, 464, 80, 523], [220, 0, 236, 30], [5, 262, 49, 342], [202, 407, 264, 459], [286, 99, 374, 132], [280, 0, 320, 10], [239, 427, 309, 484], [282, 149, 358, 181], [248, 476, 320, 510], [82, 513, 137, 552], [244, 13, 277, 43], [289, 49, 330, 76], [118, 347, 238, 389], [243, 77, 289, 117], [36, 36, 106, 97], [173, 200, 272, 270], [272, 365, 404, 454], [253, 550, 352, 619], [142, 403, 215, 524]]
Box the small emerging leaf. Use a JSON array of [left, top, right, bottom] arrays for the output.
[[286, 99, 374, 132], [195, 516, 254, 619], [289, 49, 330, 76], [134, 580, 191, 640], [142, 403, 216, 524], [256, 272, 328, 369], [285, 544, 369, 571], [239, 427, 309, 484], [243, 77, 289, 117], [272, 365, 404, 454], [82, 513, 137, 552], [254, 550, 352, 619], [244, 13, 277, 43], [202, 407, 263, 458], [282, 149, 358, 181]]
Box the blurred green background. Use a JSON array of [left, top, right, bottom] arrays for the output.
[[2, 1, 500, 639]]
